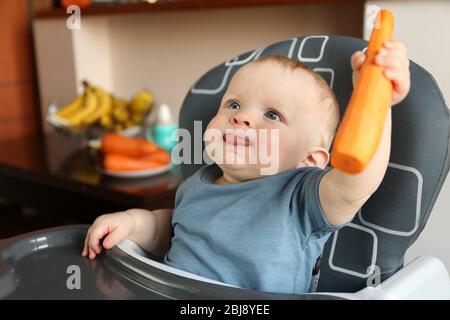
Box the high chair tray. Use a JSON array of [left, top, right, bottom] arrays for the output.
[[0, 226, 343, 300]]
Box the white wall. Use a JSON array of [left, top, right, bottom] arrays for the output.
[[365, 1, 450, 271], [33, 18, 78, 124], [72, 17, 114, 93]]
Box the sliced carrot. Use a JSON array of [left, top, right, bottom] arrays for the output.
[[102, 133, 157, 158], [141, 148, 171, 165], [104, 153, 163, 172]]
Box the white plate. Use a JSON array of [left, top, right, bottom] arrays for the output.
[[99, 162, 173, 178]]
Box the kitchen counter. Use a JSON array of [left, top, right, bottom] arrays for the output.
[[0, 133, 182, 225]]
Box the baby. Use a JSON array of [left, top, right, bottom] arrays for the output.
[[82, 41, 410, 294]]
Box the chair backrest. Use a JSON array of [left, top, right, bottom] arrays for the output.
[[178, 36, 450, 292]]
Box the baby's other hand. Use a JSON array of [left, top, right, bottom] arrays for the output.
[[82, 211, 136, 260], [351, 40, 411, 106]]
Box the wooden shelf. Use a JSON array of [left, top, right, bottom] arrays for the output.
[[35, 0, 363, 19]]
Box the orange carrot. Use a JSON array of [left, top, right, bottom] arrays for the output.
[[141, 148, 171, 165], [331, 10, 394, 174], [102, 133, 157, 158], [104, 153, 163, 172]]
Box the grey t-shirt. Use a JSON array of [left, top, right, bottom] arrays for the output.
[[164, 164, 344, 294]]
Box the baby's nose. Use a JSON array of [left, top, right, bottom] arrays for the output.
[[230, 112, 251, 127]]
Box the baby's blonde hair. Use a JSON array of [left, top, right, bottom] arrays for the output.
[[250, 55, 340, 150]]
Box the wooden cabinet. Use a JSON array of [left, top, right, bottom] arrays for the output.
[[35, 0, 364, 18], [0, 0, 39, 140]]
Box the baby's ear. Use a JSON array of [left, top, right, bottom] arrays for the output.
[[297, 147, 330, 169]]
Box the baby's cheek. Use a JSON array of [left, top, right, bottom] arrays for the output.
[[278, 141, 288, 155], [277, 139, 301, 168], [205, 117, 218, 133], [204, 117, 224, 142], [260, 130, 282, 163]]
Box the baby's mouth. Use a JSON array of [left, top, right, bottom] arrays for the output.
[[223, 133, 250, 147]]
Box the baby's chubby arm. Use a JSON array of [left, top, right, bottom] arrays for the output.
[[319, 40, 410, 226], [127, 208, 173, 256], [82, 208, 173, 259]]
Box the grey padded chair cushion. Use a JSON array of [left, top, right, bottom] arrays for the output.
[[178, 35, 450, 292]]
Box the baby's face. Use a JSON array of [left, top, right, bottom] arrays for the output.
[[204, 61, 325, 182]]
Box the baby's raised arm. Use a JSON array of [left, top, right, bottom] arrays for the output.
[[82, 208, 173, 259], [318, 40, 410, 226], [319, 110, 391, 225]]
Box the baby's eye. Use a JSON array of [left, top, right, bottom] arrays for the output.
[[227, 101, 240, 110], [264, 110, 281, 121]]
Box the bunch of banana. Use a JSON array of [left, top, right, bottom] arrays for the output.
[[82, 86, 112, 126], [129, 90, 153, 113], [55, 81, 111, 128], [105, 90, 154, 132], [54, 81, 154, 132]]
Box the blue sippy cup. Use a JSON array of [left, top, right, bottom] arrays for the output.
[[145, 103, 178, 151]]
